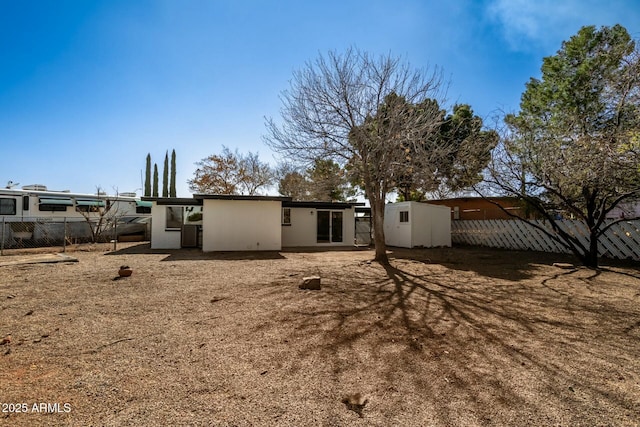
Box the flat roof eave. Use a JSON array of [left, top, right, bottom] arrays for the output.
[[194, 194, 292, 202], [283, 200, 363, 209], [141, 197, 202, 206]]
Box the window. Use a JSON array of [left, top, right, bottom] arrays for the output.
[[38, 198, 72, 212], [75, 199, 106, 213], [185, 206, 203, 223], [399, 210, 409, 223], [136, 205, 151, 214], [166, 206, 183, 229], [282, 208, 291, 225], [22, 195, 29, 211], [0, 198, 17, 215], [136, 200, 152, 214]]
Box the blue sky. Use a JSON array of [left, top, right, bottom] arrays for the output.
[[2, 0, 639, 197]]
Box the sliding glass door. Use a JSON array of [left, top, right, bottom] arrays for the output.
[[317, 211, 343, 243]]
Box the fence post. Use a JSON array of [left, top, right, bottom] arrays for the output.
[[1, 217, 5, 256], [63, 217, 67, 253], [113, 219, 117, 251]]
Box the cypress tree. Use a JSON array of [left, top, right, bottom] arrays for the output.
[[144, 153, 151, 197], [170, 149, 177, 197], [162, 151, 169, 197], [153, 163, 159, 197]]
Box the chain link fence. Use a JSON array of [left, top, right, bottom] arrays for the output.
[[0, 217, 149, 255]]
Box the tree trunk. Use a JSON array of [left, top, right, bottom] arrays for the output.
[[371, 197, 389, 264], [586, 230, 599, 268]]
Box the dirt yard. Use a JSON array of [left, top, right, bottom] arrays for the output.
[[1, 243, 639, 426]]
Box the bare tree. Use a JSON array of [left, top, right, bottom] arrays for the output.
[[189, 146, 241, 194], [77, 187, 125, 243], [238, 151, 275, 196], [189, 146, 274, 195], [265, 47, 447, 263]]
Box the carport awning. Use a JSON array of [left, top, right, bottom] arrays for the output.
[[39, 198, 73, 206], [76, 199, 106, 207]]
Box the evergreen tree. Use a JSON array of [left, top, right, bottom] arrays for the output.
[[162, 151, 169, 197], [307, 159, 355, 201], [170, 149, 177, 197], [153, 163, 159, 197], [488, 25, 640, 267], [144, 153, 152, 197]]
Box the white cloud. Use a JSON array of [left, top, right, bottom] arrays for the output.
[[486, 0, 640, 52]]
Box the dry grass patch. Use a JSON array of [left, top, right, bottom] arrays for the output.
[[1, 243, 639, 426]]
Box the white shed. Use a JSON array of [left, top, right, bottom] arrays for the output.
[[384, 201, 451, 248]]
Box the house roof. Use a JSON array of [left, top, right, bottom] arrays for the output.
[[283, 200, 361, 209], [428, 196, 522, 203], [141, 197, 203, 206], [194, 194, 292, 202], [143, 194, 364, 208]]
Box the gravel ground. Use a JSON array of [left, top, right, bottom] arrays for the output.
[[1, 243, 639, 426]]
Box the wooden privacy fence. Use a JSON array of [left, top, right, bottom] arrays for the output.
[[451, 219, 640, 261]]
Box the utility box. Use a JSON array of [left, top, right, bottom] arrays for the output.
[[384, 201, 451, 248]]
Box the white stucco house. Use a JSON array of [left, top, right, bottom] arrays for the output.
[[384, 201, 451, 248], [143, 194, 359, 251], [281, 201, 356, 247]]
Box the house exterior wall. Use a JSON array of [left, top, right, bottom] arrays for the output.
[[281, 206, 356, 247], [149, 202, 182, 249], [606, 202, 640, 219], [427, 198, 527, 220], [202, 199, 281, 251]]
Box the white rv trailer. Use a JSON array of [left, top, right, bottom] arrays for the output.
[[0, 185, 150, 222], [0, 185, 151, 247]]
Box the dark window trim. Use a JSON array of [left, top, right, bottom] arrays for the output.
[[282, 207, 291, 225], [39, 204, 68, 212], [165, 206, 183, 230], [38, 198, 72, 211], [0, 198, 17, 215]]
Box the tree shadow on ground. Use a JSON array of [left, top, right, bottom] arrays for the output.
[[105, 242, 152, 254], [387, 245, 640, 281], [251, 257, 640, 424], [386, 246, 559, 281]]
